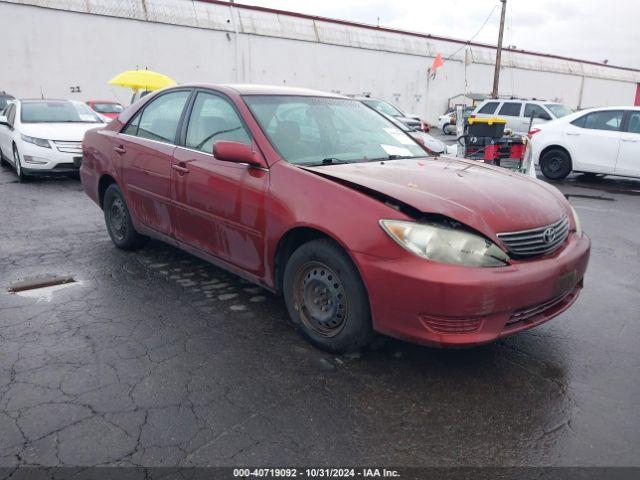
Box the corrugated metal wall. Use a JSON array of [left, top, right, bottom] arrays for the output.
[[2, 0, 638, 122]]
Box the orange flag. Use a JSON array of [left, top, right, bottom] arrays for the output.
[[431, 53, 444, 71]]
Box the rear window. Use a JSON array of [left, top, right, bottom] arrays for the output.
[[21, 101, 103, 123], [478, 102, 499, 114], [498, 102, 522, 116], [545, 104, 573, 118], [92, 102, 124, 114]]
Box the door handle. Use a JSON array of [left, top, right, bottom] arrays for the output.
[[566, 132, 581, 136], [113, 145, 126, 154], [621, 137, 638, 142], [172, 163, 189, 174]]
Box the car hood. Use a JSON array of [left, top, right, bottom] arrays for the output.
[[304, 157, 568, 239], [20, 123, 105, 142]]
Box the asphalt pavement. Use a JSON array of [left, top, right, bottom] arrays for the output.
[[0, 146, 639, 469]]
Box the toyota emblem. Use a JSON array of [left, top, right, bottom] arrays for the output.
[[542, 227, 556, 244]]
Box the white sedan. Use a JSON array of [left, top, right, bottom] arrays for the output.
[[531, 106, 640, 180], [0, 99, 105, 181]]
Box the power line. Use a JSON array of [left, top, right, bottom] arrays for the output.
[[444, 2, 501, 62]]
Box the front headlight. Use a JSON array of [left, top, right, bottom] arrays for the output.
[[380, 219, 509, 267], [21, 134, 51, 148], [569, 205, 582, 237]]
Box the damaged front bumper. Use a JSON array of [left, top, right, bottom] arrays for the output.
[[353, 232, 590, 347]]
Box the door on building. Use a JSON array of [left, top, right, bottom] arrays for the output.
[[634, 84, 640, 107]]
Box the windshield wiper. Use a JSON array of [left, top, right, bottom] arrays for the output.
[[302, 158, 352, 166], [368, 155, 420, 162]]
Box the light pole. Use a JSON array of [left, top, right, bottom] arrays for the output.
[[491, 0, 507, 99]]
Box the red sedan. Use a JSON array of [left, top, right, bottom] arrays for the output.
[[86, 100, 124, 120], [80, 84, 590, 352]]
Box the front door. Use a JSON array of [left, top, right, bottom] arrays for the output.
[[171, 90, 269, 277], [118, 89, 191, 237], [615, 110, 640, 177]]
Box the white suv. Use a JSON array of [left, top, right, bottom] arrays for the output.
[[472, 99, 573, 135]]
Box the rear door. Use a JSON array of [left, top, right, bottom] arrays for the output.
[[615, 110, 640, 177], [564, 109, 623, 173], [171, 89, 269, 276], [496, 101, 523, 133], [117, 89, 192, 237]]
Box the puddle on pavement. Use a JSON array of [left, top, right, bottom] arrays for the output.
[[7, 276, 82, 302]]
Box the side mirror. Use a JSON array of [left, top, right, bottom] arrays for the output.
[[213, 141, 264, 167], [0, 115, 8, 126]]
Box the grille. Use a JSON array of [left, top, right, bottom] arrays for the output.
[[419, 315, 483, 335], [53, 141, 82, 154], [497, 216, 569, 257]]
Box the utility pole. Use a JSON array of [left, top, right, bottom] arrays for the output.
[[491, 0, 507, 99]]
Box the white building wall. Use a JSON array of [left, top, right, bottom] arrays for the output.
[[1, 0, 639, 124]]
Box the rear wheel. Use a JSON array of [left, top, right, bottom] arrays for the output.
[[103, 183, 148, 250], [283, 239, 373, 353], [540, 148, 572, 180]]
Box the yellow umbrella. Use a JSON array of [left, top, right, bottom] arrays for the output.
[[108, 70, 176, 92]]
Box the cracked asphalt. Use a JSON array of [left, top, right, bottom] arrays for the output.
[[0, 159, 639, 469]]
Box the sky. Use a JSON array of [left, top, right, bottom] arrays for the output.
[[237, 0, 640, 69]]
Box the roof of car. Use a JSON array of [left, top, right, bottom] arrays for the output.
[[181, 83, 347, 98]]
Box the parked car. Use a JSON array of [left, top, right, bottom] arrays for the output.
[[0, 93, 15, 113], [530, 106, 640, 180], [354, 95, 429, 132], [81, 84, 589, 352], [473, 99, 573, 135], [438, 106, 474, 134], [0, 99, 105, 181], [359, 103, 451, 156], [86, 100, 124, 119]]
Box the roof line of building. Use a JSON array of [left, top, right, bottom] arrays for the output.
[[201, 0, 640, 74]]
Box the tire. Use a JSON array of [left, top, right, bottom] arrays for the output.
[[283, 238, 373, 353], [443, 124, 455, 135], [0, 147, 8, 168], [13, 144, 29, 182], [103, 183, 148, 250], [540, 148, 572, 180]]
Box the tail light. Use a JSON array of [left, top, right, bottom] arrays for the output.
[[528, 128, 541, 138]]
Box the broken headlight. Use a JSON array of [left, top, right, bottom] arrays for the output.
[[379, 219, 509, 267]]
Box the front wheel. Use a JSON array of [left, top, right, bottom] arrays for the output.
[[13, 144, 28, 182], [103, 183, 148, 250], [283, 239, 373, 353], [540, 148, 572, 180]]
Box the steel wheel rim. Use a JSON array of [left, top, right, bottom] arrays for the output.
[[109, 197, 127, 241], [293, 261, 347, 337], [547, 156, 563, 173]]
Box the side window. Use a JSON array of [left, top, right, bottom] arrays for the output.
[[498, 102, 522, 117], [185, 92, 251, 153], [478, 102, 499, 114], [580, 111, 624, 132], [626, 111, 640, 134], [122, 112, 141, 136], [571, 115, 586, 128], [135, 91, 190, 144], [524, 103, 551, 120], [6, 104, 16, 126]]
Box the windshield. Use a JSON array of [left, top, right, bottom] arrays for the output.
[[92, 102, 124, 114], [545, 104, 574, 118], [244, 96, 425, 166], [21, 101, 103, 123], [361, 99, 404, 117]]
